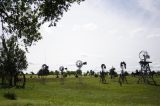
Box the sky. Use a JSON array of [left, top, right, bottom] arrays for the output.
[[1, 0, 160, 73]]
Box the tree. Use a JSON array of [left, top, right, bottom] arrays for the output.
[[0, 0, 85, 49], [89, 70, 95, 76], [49, 71, 54, 75], [0, 36, 28, 86], [30, 71, 35, 75], [55, 70, 59, 78], [86, 71, 89, 76], [109, 67, 117, 79], [37, 64, 49, 77], [124, 71, 129, 76]]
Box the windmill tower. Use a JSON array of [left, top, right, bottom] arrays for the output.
[[119, 61, 128, 86], [137, 51, 156, 85]]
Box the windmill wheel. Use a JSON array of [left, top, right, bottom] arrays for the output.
[[120, 62, 126, 69], [76, 60, 83, 68], [101, 64, 106, 70], [139, 50, 150, 61], [59, 66, 64, 71]]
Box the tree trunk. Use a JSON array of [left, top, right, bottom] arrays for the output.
[[9, 76, 13, 87], [2, 76, 5, 85]]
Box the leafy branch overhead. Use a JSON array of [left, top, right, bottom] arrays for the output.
[[0, 0, 84, 48]]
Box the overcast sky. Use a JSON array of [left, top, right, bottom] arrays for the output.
[[3, 0, 160, 73]]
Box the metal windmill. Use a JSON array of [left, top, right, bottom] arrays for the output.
[[59, 66, 67, 84], [59, 66, 65, 78], [100, 64, 107, 84], [76, 60, 87, 77], [119, 61, 128, 86], [137, 51, 156, 85], [75, 60, 87, 84]]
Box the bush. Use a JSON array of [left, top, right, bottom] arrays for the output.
[[4, 91, 17, 100], [94, 74, 99, 77], [75, 74, 78, 78], [124, 71, 129, 76], [114, 73, 118, 77], [63, 73, 67, 78], [56, 75, 59, 78], [83, 73, 87, 76]]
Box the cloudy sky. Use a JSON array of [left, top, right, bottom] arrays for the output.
[[25, 0, 160, 73]]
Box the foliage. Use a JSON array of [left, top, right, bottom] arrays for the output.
[[67, 71, 76, 76], [30, 72, 35, 75], [0, 36, 28, 71], [124, 71, 129, 76], [0, 36, 28, 86], [89, 70, 95, 76], [76, 69, 82, 76], [94, 74, 99, 77], [109, 67, 118, 78], [156, 71, 160, 75], [63, 72, 68, 78], [55, 70, 59, 78], [3, 91, 17, 100], [0, 0, 85, 48], [37, 64, 49, 77]]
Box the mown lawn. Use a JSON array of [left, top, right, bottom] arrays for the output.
[[0, 75, 160, 106]]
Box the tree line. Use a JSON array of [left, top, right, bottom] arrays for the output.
[[32, 65, 122, 79]]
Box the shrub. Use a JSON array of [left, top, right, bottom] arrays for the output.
[[94, 74, 99, 78], [75, 74, 78, 78], [63, 73, 67, 78], [4, 91, 17, 100]]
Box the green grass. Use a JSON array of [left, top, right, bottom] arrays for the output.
[[0, 75, 160, 106]]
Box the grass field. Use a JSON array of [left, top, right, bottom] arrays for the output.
[[0, 75, 160, 106]]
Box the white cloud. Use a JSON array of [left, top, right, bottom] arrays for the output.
[[137, 0, 160, 16], [83, 23, 98, 31], [129, 27, 145, 38], [150, 61, 160, 71], [147, 34, 160, 39], [71, 23, 98, 32], [146, 28, 160, 38], [137, 0, 154, 10], [72, 24, 81, 31], [129, 27, 160, 39]]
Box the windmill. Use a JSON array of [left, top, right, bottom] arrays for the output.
[[137, 51, 156, 85], [59, 66, 67, 84], [75, 60, 87, 84], [119, 61, 128, 86], [76, 60, 87, 77], [100, 64, 107, 84], [59, 66, 65, 78]]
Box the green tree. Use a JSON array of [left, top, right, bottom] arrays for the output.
[[0, 0, 85, 48], [37, 64, 49, 77], [109, 67, 117, 79], [49, 71, 54, 75], [89, 70, 95, 76], [0, 36, 27, 86], [55, 70, 59, 78]]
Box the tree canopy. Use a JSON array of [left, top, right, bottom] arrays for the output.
[[0, 0, 84, 49], [37, 64, 49, 76], [0, 36, 28, 73], [0, 36, 27, 86]]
